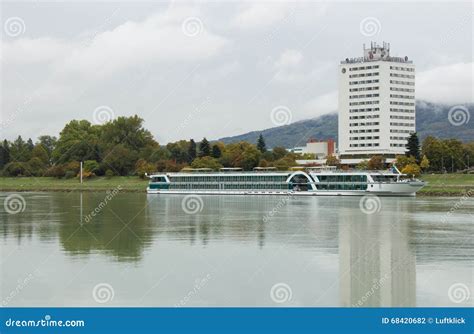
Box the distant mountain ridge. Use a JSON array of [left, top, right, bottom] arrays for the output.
[[218, 101, 473, 148]]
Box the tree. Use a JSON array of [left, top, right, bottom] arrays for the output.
[[134, 159, 155, 178], [272, 146, 288, 160], [395, 155, 416, 170], [356, 160, 369, 170], [83, 160, 100, 174], [401, 163, 421, 177], [26, 138, 34, 152], [10, 136, 31, 162], [31, 144, 49, 166], [38, 135, 57, 159], [27, 157, 46, 176], [325, 154, 340, 166], [406, 132, 420, 162], [211, 144, 222, 159], [198, 138, 211, 157], [188, 139, 197, 162], [219, 142, 261, 170], [0, 140, 10, 168], [53, 120, 101, 163], [257, 134, 267, 153], [166, 140, 189, 163], [100, 115, 156, 152], [102, 144, 137, 176], [3, 162, 30, 176], [191, 156, 223, 170], [273, 155, 297, 170], [420, 155, 430, 171], [367, 155, 385, 170]]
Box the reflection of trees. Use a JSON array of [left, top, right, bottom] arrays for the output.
[[57, 192, 153, 262], [1, 194, 59, 244], [339, 198, 416, 307]]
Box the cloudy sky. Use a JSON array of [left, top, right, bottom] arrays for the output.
[[1, 1, 472, 144]]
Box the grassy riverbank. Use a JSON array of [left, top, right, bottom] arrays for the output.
[[0, 174, 473, 196]]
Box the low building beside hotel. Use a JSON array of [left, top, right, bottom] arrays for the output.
[[290, 138, 336, 159]]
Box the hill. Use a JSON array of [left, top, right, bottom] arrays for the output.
[[218, 101, 473, 148]]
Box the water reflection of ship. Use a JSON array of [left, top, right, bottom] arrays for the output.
[[339, 199, 416, 307]]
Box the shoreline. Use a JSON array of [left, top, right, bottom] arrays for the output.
[[1, 175, 472, 197]]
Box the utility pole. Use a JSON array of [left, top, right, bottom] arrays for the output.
[[80, 161, 83, 184]]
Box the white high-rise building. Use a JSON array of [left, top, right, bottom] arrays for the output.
[[338, 42, 416, 164]]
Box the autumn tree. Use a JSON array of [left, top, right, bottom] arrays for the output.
[[367, 155, 385, 170]]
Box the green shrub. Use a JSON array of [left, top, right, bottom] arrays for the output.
[[64, 170, 76, 179], [83, 160, 100, 173], [3, 162, 31, 176], [27, 157, 46, 176], [105, 169, 115, 178], [44, 165, 66, 178]]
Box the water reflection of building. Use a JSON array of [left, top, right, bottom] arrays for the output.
[[339, 199, 416, 307]]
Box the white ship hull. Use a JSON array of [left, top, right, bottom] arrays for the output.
[[147, 181, 424, 197]]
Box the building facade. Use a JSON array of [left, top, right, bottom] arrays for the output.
[[338, 42, 415, 164], [290, 138, 336, 159]]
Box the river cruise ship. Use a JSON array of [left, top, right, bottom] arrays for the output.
[[147, 167, 425, 197]]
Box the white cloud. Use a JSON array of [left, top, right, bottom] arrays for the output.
[[232, 2, 293, 29], [274, 49, 303, 69], [303, 90, 338, 117], [272, 49, 306, 83], [2, 6, 229, 78], [417, 62, 473, 104]]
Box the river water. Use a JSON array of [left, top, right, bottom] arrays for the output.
[[1, 192, 472, 307]]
